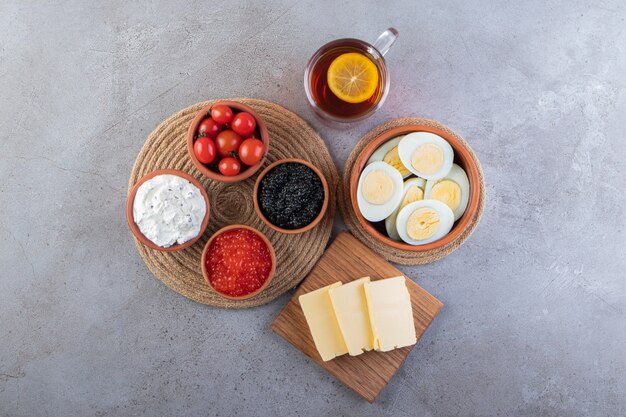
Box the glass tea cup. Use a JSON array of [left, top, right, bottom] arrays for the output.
[[304, 28, 398, 123]]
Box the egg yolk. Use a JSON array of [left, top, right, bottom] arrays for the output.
[[411, 143, 444, 174], [362, 170, 395, 205], [400, 186, 424, 209], [431, 180, 461, 211], [383, 147, 411, 177], [407, 207, 440, 240]]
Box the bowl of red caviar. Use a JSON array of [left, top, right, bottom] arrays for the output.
[[201, 224, 276, 300]]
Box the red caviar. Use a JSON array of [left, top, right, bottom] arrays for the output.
[[204, 228, 273, 297]]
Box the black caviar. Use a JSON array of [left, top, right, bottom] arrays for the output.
[[258, 162, 324, 230]]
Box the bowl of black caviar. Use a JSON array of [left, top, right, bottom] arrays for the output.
[[253, 158, 329, 234]]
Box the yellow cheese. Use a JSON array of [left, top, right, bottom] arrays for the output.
[[328, 277, 374, 356], [364, 276, 416, 352], [298, 282, 348, 361]]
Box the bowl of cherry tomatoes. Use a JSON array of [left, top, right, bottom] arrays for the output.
[[187, 101, 269, 183]]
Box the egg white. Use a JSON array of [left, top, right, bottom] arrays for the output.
[[366, 136, 411, 179], [385, 177, 426, 241], [357, 161, 404, 222], [395, 199, 454, 245], [425, 163, 470, 221], [367, 136, 403, 164], [366, 135, 411, 178], [397, 132, 454, 180]]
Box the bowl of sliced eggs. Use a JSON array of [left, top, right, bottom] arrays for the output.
[[349, 124, 481, 251]]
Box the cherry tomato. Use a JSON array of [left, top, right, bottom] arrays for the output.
[[231, 112, 257, 137], [211, 105, 234, 124], [197, 118, 222, 138], [215, 130, 242, 157], [218, 157, 241, 176], [238, 138, 265, 166], [193, 137, 216, 164]]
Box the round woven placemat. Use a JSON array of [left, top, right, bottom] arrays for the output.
[[129, 98, 338, 308], [338, 117, 486, 265]]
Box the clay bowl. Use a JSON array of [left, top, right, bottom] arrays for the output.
[[253, 158, 329, 234], [126, 168, 210, 252], [349, 124, 481, 252], [186, 100, 270, 183], [201, 224, 276, 300]]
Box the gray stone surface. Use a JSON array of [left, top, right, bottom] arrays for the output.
[[1, 0, 625, 416]]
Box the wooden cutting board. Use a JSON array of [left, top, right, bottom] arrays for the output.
[[271, 231, 443, 402]]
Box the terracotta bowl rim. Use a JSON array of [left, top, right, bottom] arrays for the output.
[[252, 158, 330, 234], [349, 124, 481, 252], [126, 168, 211, 252], [186, 100, 270, 183], [200, 224, 277, 300]]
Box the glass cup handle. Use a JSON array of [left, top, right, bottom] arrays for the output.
[[372, 28, 399, 56]]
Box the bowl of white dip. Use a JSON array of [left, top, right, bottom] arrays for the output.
[[126, 169, 210, 251]]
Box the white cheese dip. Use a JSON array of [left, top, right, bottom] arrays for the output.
[[132, 174, 207, 248]]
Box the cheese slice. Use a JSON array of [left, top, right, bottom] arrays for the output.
[[328, 277, 374, 356], [364, 276, 416, 352], [299, 282, 348, 361]]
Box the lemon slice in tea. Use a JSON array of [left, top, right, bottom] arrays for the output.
[[327, 52, 379, 104]]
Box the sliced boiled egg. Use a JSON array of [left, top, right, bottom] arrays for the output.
[[357, 161, 404, 222], [385, 177, 426, 241], [366, 136, 411, 178], [395, 199, 454, 245], [397, 132, 454, 180], [425, 163, 469, 221]]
